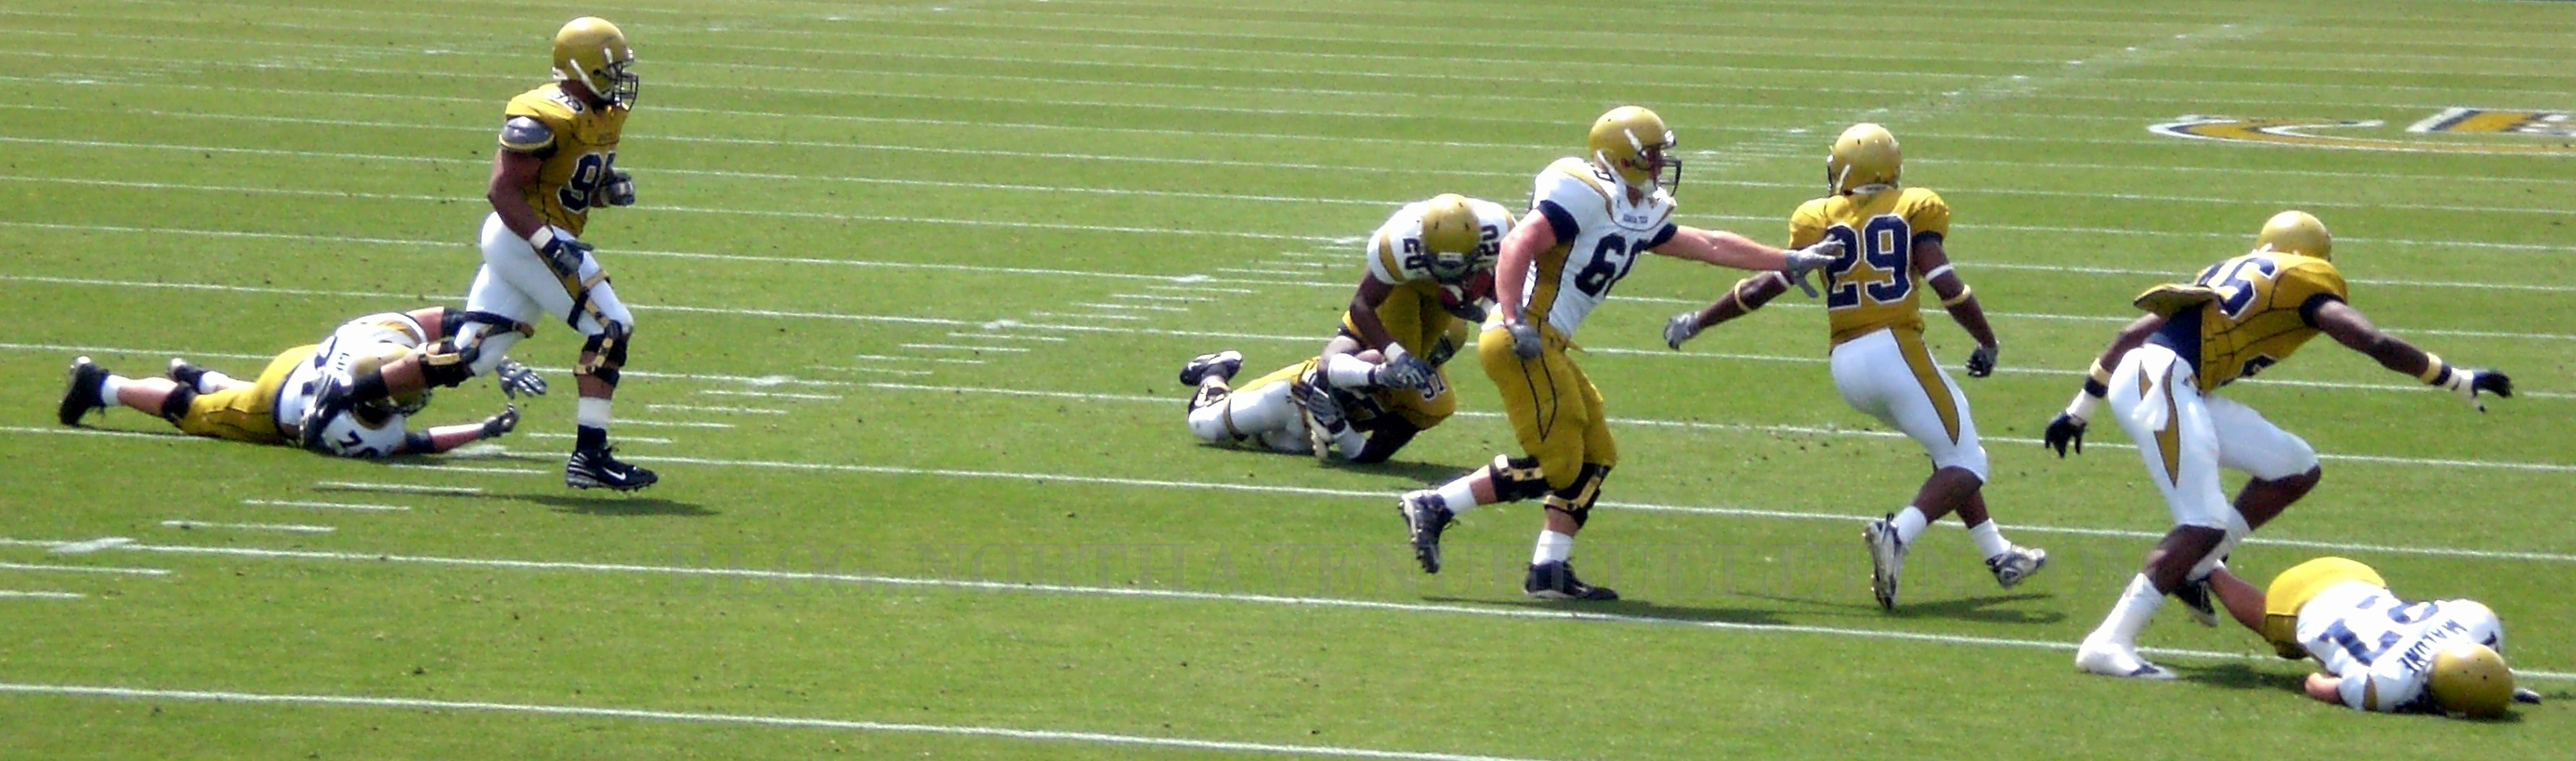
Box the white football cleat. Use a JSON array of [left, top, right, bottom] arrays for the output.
[[1863, 514, 1907, 610], [2076, 636, 2175, 680]]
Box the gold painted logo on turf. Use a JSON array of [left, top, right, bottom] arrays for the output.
[[2149, 112, 2576, 154]]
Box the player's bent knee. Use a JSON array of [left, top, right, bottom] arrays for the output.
[[421, 342, 480, 388], [1185, 406, 1233, 443], [1487, 454, 1550, 502], [1540, 464, 1611, 528], [156, 386, 197, 423]]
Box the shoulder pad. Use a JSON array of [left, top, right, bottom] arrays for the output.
[[2134, 282, 2219, 317], [499, 115, 554, 152], [1900, 188, 1951, 237]]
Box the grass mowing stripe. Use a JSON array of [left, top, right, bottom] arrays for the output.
[[0, 683, 1562, 761], [20, 540, 2576, 681]]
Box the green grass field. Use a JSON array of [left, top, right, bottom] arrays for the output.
[[3, 0, 2571, 757]]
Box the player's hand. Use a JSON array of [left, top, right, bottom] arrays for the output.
[[1664, 311, 1701, 350], [1376, 347, 1435, 391], [2452, 368, 2512, 412], [481, 404, 519, 440], [2043, 412, 2086, 457], [530, 228, 595, 276], [1507, 321, 1542, 361], [495, 359, 547, 398], [1966, 344, 1999, 378], [599, 169, 635, 207], [1782, 240, 1840, 298], [2514, 687, 2543, 704]]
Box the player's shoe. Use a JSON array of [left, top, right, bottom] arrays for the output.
[[1524, 560, 1618, 601], [2075, 636, 2175, 680], [1398, 490, 1455, 574], [1294, 375, 1347, 463], [1987, 545, 2049, 588], [566, 446, 659, 491], [300, 374, 355, 451], [59, 357, 108, 426], [165, 358, 207, 389], [1863, 514, 1908, 610], [2172, 575, 2220, 627], [1177, 349, 1242, 387]]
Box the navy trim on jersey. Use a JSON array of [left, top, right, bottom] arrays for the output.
[[2297, 292, 2344, 328], [1912, 230, 1944, 249], [1645, 222, 1677, 250], [1536, 200, 1578, 245], [2147, 307, 2203, 375]]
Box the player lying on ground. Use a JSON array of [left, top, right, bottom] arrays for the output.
[[1179, 320, 1473, 463], [57, 308, 535, 458], [2201, 556, 2540, 717], [1664, 123, 2045, 610]]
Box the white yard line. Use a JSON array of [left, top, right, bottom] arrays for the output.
[[612, 420, 739, 429], [942, 332, 1067, 343], [643, 403, 790, 415], [1026, 310, 1148, 321], [384, 463, 550, 476], [701, 389, 843, 401], [158, 520, 335, 534], [896, 343, 1034, 352], [310, 481, 483, 496], [15, 541, 2574, 680], [522, 431, 677, 444], [0, 683, 1561, 761], [0, 561, 169, 576], [242, 499, 407, 513], [0, 591, 83, 600], [850, 353, 988, 365]]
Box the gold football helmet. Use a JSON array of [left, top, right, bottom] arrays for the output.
[[2255, 210, 2331, 260], [1588, 106, 1680, 194], [1827, 123, 1902, 195], [2426, 642, 2514, 718], [553, 17, 639, 109], [349, 343, 431, 418], [1417, 193, 1484, 282]]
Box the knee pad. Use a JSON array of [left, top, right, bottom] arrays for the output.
[[157, 386, 197, 422], [420, 340, 479, 388], [1540, 464, 1611, 529], [1185, 400, 1237, 444], [1487, 454, 1550, 502], [580, 321, 632, 374]]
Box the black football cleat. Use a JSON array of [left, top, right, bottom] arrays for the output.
[[59, 357, 108, 426], [566, 446, 659, 491], [1524, 560, 1618, 601], [2173, 575, 2220, 627], [1398, 490, 1455, 574], [300, 374, 355, 451], [165, 357, 207, 389], [1178, 349, 1243, 387]]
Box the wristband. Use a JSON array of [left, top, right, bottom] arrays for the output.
[[2063, 390, 2103, 423], [2416, 352, 2451, 386], [1940, 285, 1974, 308], [527, 227, 559, 251]]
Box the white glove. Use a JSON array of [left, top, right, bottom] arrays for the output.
[[1781, 240, 1841, 297], [495, 358, 547, 399], [1664, 312, 1701, 350], [1376, 345, 1434, 390], [1507, 321, 1541, 361]]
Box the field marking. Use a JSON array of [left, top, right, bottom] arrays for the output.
[[522, 431, 677, 445], [644, 403, 789, 416], [701, 389, 843, 401], [0, 591, 83, 600], [0, 683, 1563, 761], [19, 539, 2575, 681], [896, 343, 1034, 353], [943, 332, 1068, 343], [159, 520, 335, 534], [311, 481, 483, 496], [385, 463, 549, 476], [613, 420, 739, 429], [0, 561, 170, 576], [1027, 310, 1148, 321], [805, 364, 935, 377], [242, 498, 407, 512]]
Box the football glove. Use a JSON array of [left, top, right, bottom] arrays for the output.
[[1376, 346, 1435, 391], [528, 228, 594, 278], [1781, 240, 1841, 298], [1664, 311, 1702, 350], [2439, 367, 2512, 412], [494, 359, 547, 399], [1966, 344, 1999, 378], [1507, 321, 1542, 361], [2043, 412, 2086, 458], [2515, 687, 2543, 705], [481, 404, 520, 440], [598, 169, 635, 207]]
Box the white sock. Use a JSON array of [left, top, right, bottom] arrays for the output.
[[1436, 476, 1480, 515], [1329, 426, 1366, 460], [577, 396, 613, 428], [98, 375, 127, 403], [1890, 505, 1929, 545], [195, 371, 235, 392], [2089, 573, 2164, 647], [1531, 529, 1574, 565], [1967, 519, 2011, 559], [1323, 353, 1380, 388]]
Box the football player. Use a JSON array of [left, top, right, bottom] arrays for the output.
[[1178, 319, 1474, 463], [1395, 106, 1840, 600], [1299, 193, 1513, 457], [1662, 124, 2046, 610], [2051, 211, 2515, 678], [307, 17, 655, 490], [2199, 557, 2538, 716], [56, 308, 528, 457]]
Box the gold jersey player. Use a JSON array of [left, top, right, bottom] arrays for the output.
[[2049, 212, 2515, 678], [1181, 194, 1509, 462], [307, 17, 655, 490], [1662, 124, 2046, 610], [1396, 106, 1838, 600], [2200, 557, 2537, 717]]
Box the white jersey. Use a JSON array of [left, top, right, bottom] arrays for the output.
[[301, 312, 434, 458], [2295, 582, 2506, 714], [1363, 197, 1517, 286], [1520, 157, 1677, 338]]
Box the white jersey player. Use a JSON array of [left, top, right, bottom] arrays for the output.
[[2203, 557, 2529, 717]]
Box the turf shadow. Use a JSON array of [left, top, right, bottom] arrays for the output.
[[503, 492, 717, 517], [1419, 595, 1789, 626], [2164, 661, 2308, 694], [1735, 591, 2064, 625]]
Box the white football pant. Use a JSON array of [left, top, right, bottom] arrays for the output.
[[1830, 328, 1989, 479], [2107, 344, 2317, 571], [457, 212, 634, 375], [1186, 377, 1311, 454]]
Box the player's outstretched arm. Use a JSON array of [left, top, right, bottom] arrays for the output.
[[2304, 673, 2347, 707], [1665, 273, 1790, 349], [400, 405, 520, 455], [1916, 239, 2000, 376], [1653, 227, 1839, 287], [2311, 300, 2512, 412], [2044, 314, 2165, 457]]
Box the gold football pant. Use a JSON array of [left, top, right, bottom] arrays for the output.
[[1479, 324, 1614, 490], [173, 346, 311, 445], [2259, 557, 2385, 658]]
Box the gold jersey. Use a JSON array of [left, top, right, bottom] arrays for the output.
[[501, 83, 628, 237], [1788, 187, 1951, 347], [2135, 250, 2348, 389]]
